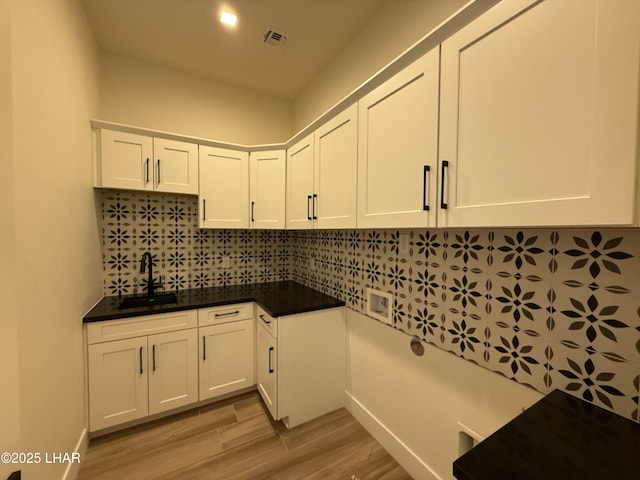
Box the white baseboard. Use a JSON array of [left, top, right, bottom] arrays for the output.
[[61, 427, 88, 480], [344, 392, 443, 480]]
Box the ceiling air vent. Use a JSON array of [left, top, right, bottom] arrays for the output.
[[263, 27, 287, 48]]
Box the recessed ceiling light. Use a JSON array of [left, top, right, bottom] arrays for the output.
[[220, 10, 237, 27]]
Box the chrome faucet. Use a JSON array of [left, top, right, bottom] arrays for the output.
[[139, 252, 155, 296]]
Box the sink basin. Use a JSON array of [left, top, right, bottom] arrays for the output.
[[118, 293, 178, 310]]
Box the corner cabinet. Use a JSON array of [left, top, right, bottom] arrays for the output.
[[199, 146, 249, 229], [255, 306, 345, 429], [357, 49, 440, 228], [286, 104, 358, 229], [96, 129, 198, 195], [438, 0, 640, 227], [86, 310, 198, 432], [249, 150, 286, 229]]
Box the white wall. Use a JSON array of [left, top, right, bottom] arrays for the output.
[[99, 51, 294, 145], [0, 0, 21, 477], [293, 0, 467, 130], [344, 310, 542, 480], [10, 0, 103, 478]]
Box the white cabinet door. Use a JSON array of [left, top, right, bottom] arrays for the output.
[[147, 329, 198, 415], [439, 0, 640, 227], [88, 337, 148, 431], [153, 138, 198, 195], [286, 133, 315, 229], [357, 49, 439, 228], [315, 103, 358, 229], [199, 319, 255, 401], [256, 322, 277, 421], [250, 150, 286, 229], [100, 130, 154, 191], [199, 146, 249, 229]]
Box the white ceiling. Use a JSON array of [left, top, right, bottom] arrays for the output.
[[80, 0, 391, 100]]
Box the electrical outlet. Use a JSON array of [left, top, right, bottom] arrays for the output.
[[221, 256, 231, 269]]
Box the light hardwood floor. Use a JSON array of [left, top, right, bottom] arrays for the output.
[[77, 391, 413, 479]]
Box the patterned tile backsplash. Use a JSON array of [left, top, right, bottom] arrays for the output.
[[100, 190, 290, 295], [100, 191, 640, 422]]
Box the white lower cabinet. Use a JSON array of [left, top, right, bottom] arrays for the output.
[[88, 336, 149, 431], [147, 329, 198, 415], [87, 301, 342, 432], [198, 304, 255, 401], [87, 310, 198, 432], [256, 319, 278, 420], [255, 306, 345, 429]]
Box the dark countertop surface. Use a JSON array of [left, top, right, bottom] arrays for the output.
[[453, 389, 640, 480], [83, 281, 345, 323]]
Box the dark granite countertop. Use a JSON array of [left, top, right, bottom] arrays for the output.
[[453, 389, 640, 480], [83, 281, 344, 323]]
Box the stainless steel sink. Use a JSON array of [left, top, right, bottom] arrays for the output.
[[117, 293, 178, 309]]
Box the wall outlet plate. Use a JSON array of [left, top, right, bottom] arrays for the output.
[[366, 288, 393, 325]]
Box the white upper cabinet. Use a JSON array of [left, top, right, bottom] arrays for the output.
[[314, 103, 358, 229], [199, 145, 249, 229], [153, 138, 199, 195], [286, 104, 358, 229], [98, 129, 198, 195], [99, 130, 154, 191], [286, 133, 315, 229], [438, 0, 640, 227], [250, 150, 286, 229], [357, 49, 440, 228]]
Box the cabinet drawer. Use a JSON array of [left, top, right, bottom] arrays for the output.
[[198, 303, 254, 326], [87, 310, 198, 344], [256, 305, 277, 338]]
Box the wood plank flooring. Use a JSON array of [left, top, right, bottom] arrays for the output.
[[77, 391, 413, 480]]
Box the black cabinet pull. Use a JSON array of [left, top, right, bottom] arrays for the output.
[[259, 313, 271, 325], [251, 201, 255, 222], [145, 158, 150, 184], [423, 165, 431, 211], [312, 193, 318, 220], [156, 159, 161, 185], [268, 346, 274, 373], [215, 310, 240, 318], [202, 199, 206, 221], [202, 336, 206, 361], [152, 344, 156, 372], [440, 160, 449, 210], [307, 195, 312, 220], [139, 347, 143, 375]]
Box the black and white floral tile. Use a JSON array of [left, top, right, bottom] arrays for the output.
[[100, 191, 640, 422], [289, 228, 640, 422], [100, 191, 290, 295]]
